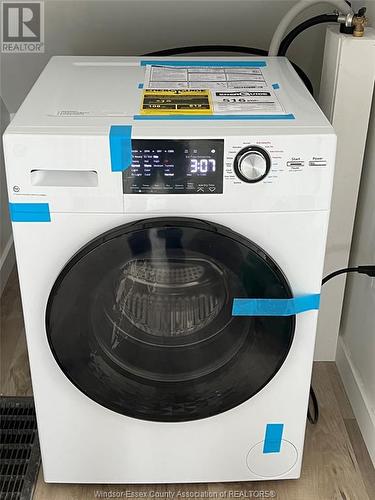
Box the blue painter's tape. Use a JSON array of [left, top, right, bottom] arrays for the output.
[[134, 114, 295, 121], [9, 203, 51, 222], [232, 294, 320, 316], [138, 83, 144, 89], [109, 125, 132, 172], [272, 83, 280, 89], [263, 424, 284, 454], [140, 60, 267, 68]]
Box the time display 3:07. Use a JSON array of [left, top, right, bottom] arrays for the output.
[[189, 158, 216, 174]]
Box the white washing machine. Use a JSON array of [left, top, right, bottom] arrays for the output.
[[3, 56, 336, 483]]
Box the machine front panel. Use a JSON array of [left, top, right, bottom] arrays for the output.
[[4, 132, 336, 214]]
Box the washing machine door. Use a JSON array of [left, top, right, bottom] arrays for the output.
[[46, 218, 295, 422]]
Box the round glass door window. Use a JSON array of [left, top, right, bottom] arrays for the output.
[[46, 218, 295, 421]]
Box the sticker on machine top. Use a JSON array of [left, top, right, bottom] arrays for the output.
[[212, 90, 283, 113], [143, 64, 286, 115], [141, 89, 212, 115]]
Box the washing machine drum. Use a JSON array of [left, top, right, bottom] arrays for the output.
[[46, 218, 295, 422]]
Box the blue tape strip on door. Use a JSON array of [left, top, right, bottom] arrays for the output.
[[263, 424, 284, 454], [140, 60, 267, 67], [109, 125, 133, 172], [232, 294, 320, 316], [9, 203, 51, 222]]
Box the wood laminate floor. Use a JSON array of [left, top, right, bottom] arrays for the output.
[[1, 268, 374, 500]]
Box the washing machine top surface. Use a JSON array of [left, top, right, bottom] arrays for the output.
[[8, 56, 334, 133], [4, 56, 337, 215]]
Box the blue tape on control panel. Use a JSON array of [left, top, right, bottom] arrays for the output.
[[134, 114, 295, 121], [232, 294, 320, 316], [263, 424, 284, 454], [140, 60, 267, 67], [9, 203, 51, 222], [109, 125, 132, 172], [272, 83, 280, 89]]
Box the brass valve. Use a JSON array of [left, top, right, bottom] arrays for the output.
[[352, 9, 368, 37]]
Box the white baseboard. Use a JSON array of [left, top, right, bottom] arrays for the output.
[[0, 235, 15, 295], [336, 337, 375, 466]]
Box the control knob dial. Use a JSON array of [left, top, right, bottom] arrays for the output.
[[234, 146, 271, 183]]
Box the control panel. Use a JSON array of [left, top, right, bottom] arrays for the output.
[[3, 132, 334, 216], [120, 134, 334, 213], [123, 140, 224, 194], [123, 136, 332, 196]]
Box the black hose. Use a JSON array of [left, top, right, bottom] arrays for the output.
[[291, 63, 314, 95], [144, 45, 314, 95], [278, 14, 339, 56], [307, 386, 319, 424], [322, 267, 359, 285], [146, 45, 268, 57], [308, 264, 375, 425]]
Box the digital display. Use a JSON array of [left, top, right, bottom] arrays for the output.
[[123, 139, 224, 194], [189, 158, 216, 174]]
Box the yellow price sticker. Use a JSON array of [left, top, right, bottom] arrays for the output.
[[141, 89, 212, 115]]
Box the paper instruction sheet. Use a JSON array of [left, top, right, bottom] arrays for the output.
[[143, 64, 286, 115]]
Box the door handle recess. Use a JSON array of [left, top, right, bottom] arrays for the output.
[[31, 170, 98, 187]]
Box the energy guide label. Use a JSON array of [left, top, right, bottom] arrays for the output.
[[141, 89, 212, 115]]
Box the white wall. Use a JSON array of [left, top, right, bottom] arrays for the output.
[[337, 0, 375, 467]]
